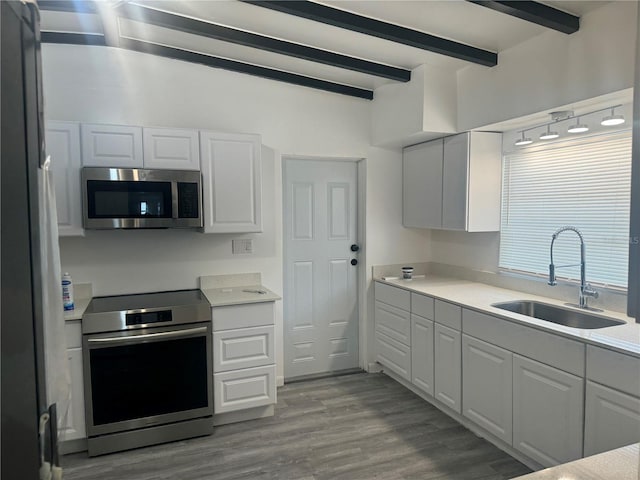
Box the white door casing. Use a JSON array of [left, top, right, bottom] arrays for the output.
[[283, 159, 359, 379]]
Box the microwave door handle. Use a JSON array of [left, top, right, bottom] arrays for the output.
[[87, 326, 207, 346], [171, 181, 179, 219]]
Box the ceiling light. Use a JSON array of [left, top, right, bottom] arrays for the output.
[[540, 125, 559, 140], [567, 117, 589, 133], [515, 131, 532, 146], [601, 108, 625, 126]]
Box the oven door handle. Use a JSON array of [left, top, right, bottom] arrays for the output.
[[87, 326, 207, 346]]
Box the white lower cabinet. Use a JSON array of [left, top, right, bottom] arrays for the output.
[[211, 302, 276, 415], [375, 301, 411, 346], [61, 347, 86, 441], [411, 314, 434, 395], [434, 323, 461, 413], [462, 335, 512, 444], [376, 331, 411, 381], [513, 354, 583, 467], [584, 381, 640, 456], [214, 365, 276, 414]]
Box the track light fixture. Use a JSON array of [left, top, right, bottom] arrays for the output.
[[514, 104, 626, 147], [539, 125, 559, 140], [567, 117, 589, 133], [601, 107, 625, 126], [515, 131, 532, 146]]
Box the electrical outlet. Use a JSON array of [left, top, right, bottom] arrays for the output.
[[232, 238, 253, 254]]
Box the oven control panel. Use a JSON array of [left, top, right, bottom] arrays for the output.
[[126, 309, 173, 326]]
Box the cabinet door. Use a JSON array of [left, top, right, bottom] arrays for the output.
[[442, 133, 469, 230], [584, 381, 640, 456], [213, 364, 276, 414], [375, 301, 411, 346], [45, 121, 83, 236], [513, 355, 583, 467], [462, 335, 512, 444], [200, 132, 262, 233], [61, 347, 86, 441], [81, 123, 143, 168], [434, 323, 461, 413], [143, 127, 200, 170], [411, 314, 434, 395], [403, 139, 443, 228]]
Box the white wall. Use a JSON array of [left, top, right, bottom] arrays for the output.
[[458, 1, 638, 131], [42, 44, 431, 378]]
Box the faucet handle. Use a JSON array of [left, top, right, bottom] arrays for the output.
[[583, 283, 599, 298]]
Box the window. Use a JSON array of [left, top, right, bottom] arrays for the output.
[[499, 130, 632, 289]]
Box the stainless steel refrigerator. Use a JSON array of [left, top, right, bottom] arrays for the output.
[[1, 1, 55, 478]]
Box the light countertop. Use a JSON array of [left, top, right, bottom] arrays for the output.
[[201, 285, 281, 307], [511, 443, 639, 480], [376, 275, 640, 357], [63, 296, 91, 321]]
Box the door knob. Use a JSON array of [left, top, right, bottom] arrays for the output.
[[351, 259, 358, 266], [350, 244, 360, 252]]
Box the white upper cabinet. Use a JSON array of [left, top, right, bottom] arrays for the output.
[[199, 132, 262, 233], [403, 131, 502, 232], [143, 127, 200, 170], [403, 139, 443, 229], [81, 123, 143, 168], [45, 121, 84, 236]]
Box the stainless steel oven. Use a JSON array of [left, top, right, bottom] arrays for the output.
[[82, 290, 213, 456], [82, 167, 203, 229]]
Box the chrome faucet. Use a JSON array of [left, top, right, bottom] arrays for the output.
[[548, 226, 599, 309]]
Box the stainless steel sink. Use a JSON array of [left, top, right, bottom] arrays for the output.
[[491, 300, 625, 329]]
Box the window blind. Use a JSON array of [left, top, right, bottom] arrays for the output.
[[500, 130, 632, 289]]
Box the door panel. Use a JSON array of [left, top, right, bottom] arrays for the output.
[[284, 159, 358, 379]]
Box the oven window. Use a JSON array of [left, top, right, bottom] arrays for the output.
[[87, 180, 172, 218], [89, 335, 208, 425]]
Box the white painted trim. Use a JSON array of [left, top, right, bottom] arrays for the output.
[[283, 155, 364, 163], [367, 362, 382, 373], [276, 375, 285, 387]]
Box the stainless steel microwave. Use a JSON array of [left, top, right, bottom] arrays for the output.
[[82, 167, 203, 229]]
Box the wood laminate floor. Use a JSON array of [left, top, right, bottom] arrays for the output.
[[62, 373, 532, 480]]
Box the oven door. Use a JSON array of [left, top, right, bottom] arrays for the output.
[[83, 323, 213, 437]]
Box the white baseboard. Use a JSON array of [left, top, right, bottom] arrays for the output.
[[277, 375, 285, 387]]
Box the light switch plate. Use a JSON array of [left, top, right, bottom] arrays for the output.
[[232, 239, 253, 254]]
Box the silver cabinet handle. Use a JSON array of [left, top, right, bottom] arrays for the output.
[[87, 326, 207, 345]]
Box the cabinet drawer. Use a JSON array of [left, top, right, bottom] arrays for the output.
[[375, 282, 410, 311], [411, 293, 434, 320], [586, 346, 640, 397], [463, 309, 584, 376], [212, 302, 274, 331], [213, 364, 276, 414], [376, 331, 411, 382], [64, 320, 82, 349], [375, 301, 411, 346], [213, 326, 274, 373], [435, 300, 461, 330]]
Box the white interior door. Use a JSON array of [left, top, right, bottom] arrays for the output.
[[283, 159, 359, 379]]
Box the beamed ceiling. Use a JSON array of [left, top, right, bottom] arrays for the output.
[[38, 0, 608, 99]]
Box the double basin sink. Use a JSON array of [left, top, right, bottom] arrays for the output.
[[492, 300, 625, 329]]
